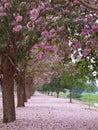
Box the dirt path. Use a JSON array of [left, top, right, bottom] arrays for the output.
[[0, 92, 98, 130]]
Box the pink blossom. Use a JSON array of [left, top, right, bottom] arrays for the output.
[[74, 0, 79, 3], [1, 0, 7, 3], [40, 42, 47, 47], [53, 46, 58, 53], [66, 49, 72, 55], [81, 29, 91, 37], [0, 6, 7, 16], [30, 16, 37, 22], [30, 8, 39, 21], [13, 25, 22, 32], [30, 8, 39, 16], [16, 15, 23, 22], [24, 35, 30, 41], [74, 40, 82, 49], [58, 26, 65, 32], [39, 2, 45, 10], [45, 46, 53, 51], [41, 30, 48, 36], [49, 29, 56, 35], [86, 40, 92, 46], [4, 2, 11, 9], [92, 25, 98, 32], [35, 18, 43, 25], [0, 6, 6, 12], [46, 35, 53, 41], [26, 22, 34, 31], [39, 53, 45, 60], [82, 48, 91, 56], [87, 15, 93, 21], [62, 39, 67, 46], [63, 9, 69, 14], [96, 54, 98, 58], [0, 12, 7, 16]]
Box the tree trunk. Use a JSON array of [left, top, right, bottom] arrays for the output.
[[2, 55, 16, 123], [69, 88, 72, 103], [47, 91, 50, 95], [56, 91, 59, 98], [51, 92, 53, 96], [16, 70, 26, 107], [25, 77, 33, 99]]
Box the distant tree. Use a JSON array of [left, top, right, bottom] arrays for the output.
[[61, 65, 88, 103], [40, 83, 50, 95], [49, 76, 62, 98], [72, 86, 85, 98]]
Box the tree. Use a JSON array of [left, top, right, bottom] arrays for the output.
[[49, 76, 62, 98], [0, 0, 98, 123], [61, 62, 88, 103], [0, 0, 48, 123]]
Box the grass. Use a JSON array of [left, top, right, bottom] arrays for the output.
[[80, 93, 98, 103], [52, 92, 98, 106], [52, 92, 68, 98]]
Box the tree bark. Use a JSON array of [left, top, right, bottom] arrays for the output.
[[25, 77, 33, 99], [56, 91, 59, 98], [16, 69, 26, 107], [2, 55, 16, 123], [69, 88, 72, 103]]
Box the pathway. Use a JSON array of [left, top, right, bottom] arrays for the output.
[[0, 92, 98, 130]]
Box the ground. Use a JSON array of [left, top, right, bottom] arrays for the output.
[[0, 92, 98, 130]]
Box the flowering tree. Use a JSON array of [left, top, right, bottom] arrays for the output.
[[0, 0, 98, 123], [0, 0, 48, 123]]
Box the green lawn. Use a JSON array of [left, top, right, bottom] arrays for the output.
[[53, 92, 98, 104], [80, 93, 98, 103]]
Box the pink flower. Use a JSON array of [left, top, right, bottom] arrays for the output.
[[58, 26, 65, 32], [92, 25, 98, 32], [63, 9, 69, 14], [0, 7, 5, 12], [30, 8, 39, 16], [82, 48, 91, 56], [35, 18, 43, 25], [0, 12, 7, 16], [30, 8, 39, 21], [39, 53, 45, 60], [1, 0, 7, 3], [46, 35, 53, 41], [86, 40, 92, 46], [62, 39, 67, 46], [96, 54, 98, 58], [45, 46, 52, 51], [75, 43, 82, 49], [4, 2, 11, 9], [66, 49, 72, 55], [26, 22, 34, 31], [16, 15, 23, 22], [74, 40, 82, 49], [87, 15, 93, 21], [30, 16, 37, 22], [24, 35, 30, 41], [13, 25, 22, 32], [39, 2, 45, 10], [81, 29, 91, 37], [40, 42, 47, 47], [53, 46, 58, 53], [41, 30, 48, 36], [49, 29, 56, 35]]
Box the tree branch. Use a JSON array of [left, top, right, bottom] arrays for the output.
[[78, 0, 98, 11]]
